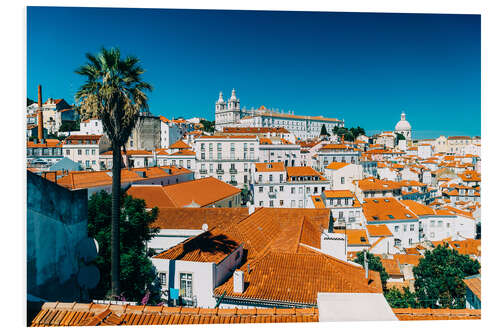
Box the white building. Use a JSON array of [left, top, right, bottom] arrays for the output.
[[309, 190, 364, 229], [363, 197, 419, 251], [258, 137, 301, 167], [214, 89, 344, 139], [401, 200, 476, 241], [160, 116, 194, 149], [252, 163, 330, 208], [62, 135, 111, 171], [324, 162, 363, 192], [194, 135, 259, 188], [316, 144, 361, 172], [394, 111, 412, 141]]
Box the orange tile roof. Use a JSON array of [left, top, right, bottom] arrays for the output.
[[310, 195, 326, 208], [27, 139, 62, 148], [463, 276, 481, 300], [127, 177, 240, 208], [320, 144, 350, 150], [222, 208, 331, 261], [55, 167, 191, 190], [363, 198, 418, 222], [259, 137, 272, 145], [356, 177, 401, 192], [169, 149, 196, 156], [255, 162, 285, 172], [152, 207, 249, 230], [286, 166, 326, 181], [153, 225, 242, 264], [380, 258, 403, 276], [366, 224, 393, 237], [31, 303, 319, 326], [392, 308, 480, 321], [214, 250, 383, 306], [323, 190, 354, 198], [432, 239, 481, 257], [400, 200, 436, 216], [168, 140, 190, 149], [325, 162, 350, 170], [392, 254, 422, 266], [336, 229, 370, 246]]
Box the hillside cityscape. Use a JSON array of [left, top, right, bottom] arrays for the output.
[[27, 82, 481, 325]]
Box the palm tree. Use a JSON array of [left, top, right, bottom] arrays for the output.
[[74, 48, 153, 299]]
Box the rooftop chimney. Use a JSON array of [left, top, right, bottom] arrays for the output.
[[37, 85, 44, 140], [233, 270, 244, 293]]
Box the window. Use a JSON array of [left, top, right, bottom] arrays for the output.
[[291, 188, 295, 194], [395, 226, 399, 232], [258, 175, 262, 182], [77, 149, 82, 156], [66, 149, 70, 155], [299, 200, 303, 208], [259, 201, 264, 206], [394, 239, 401, 246], [341, 177, 345, 184], [269, 174, 273, 182], [85, 149, 89, 155], [279, 186, 284, 192], [403, 225, 407, 232], [85, 160, 90, 168], [291, 200, 296, 207], [259, 187, 263, 193], [280, 200, 284, 206], [410, 224, 414, 231], [159, 272, 167, 286], [180, 273, 192, 298], [92, 149, 96, 155]]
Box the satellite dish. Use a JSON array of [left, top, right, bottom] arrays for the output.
[[77, 264, 100, 290], [76, 237, 99, 264]]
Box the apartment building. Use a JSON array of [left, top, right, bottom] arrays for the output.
[[258, 137, 301, 167], [62, 135, 111, 171], [316, 144, 361, 172], [252, 163, 330, 208], [194, 135, 259, 188]]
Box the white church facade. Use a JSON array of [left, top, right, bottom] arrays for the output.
[[394, 111, 412, 141], [214, 89, 345, 140]]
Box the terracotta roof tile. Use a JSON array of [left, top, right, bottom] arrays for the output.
[[126, 177, 240, 208], [152, 207, 248, 230], [255, 162, 286, 172], [31, 303, 319, 326]]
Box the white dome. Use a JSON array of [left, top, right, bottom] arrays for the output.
[[395, 112, 411, 131]]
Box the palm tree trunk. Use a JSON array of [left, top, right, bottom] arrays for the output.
[[111, 142, 121, 298]]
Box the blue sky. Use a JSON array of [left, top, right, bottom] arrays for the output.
[[27, 7, 480, 139]]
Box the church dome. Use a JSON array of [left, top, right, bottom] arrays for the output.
[[395, 112, 411, 131]]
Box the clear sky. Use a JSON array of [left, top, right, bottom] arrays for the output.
[[27, 7, 480, 139]]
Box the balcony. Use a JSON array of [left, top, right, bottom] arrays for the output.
[[229, 181, 238, 186], [229, 168, 238, 174], [216, 169, 224, 175], [268, 192, 277, 198], [199, 169, 207, 174], [348, 217, 356, 223]]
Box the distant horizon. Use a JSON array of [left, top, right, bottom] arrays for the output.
[[27, 7, 480, 138]]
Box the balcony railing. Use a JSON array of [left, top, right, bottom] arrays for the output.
[[229, 168, 238, 174], [199, 169, 207, 174], [268, 192, 277, 198], [216, 169, 224, 175], [348, 217, 356, 223], [229, 181, 238, 186]]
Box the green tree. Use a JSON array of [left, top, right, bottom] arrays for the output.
[[320, 124, 329, 136], [413, 245, 480, 308], [354, 251, 389, 290], [384, 287, 418, 308], [59, 120, 80, 132], [395, 133, 406, 145], [75, 48, 153, 298], [200, 119, 215, 133], [88, 191, 160, 303]]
